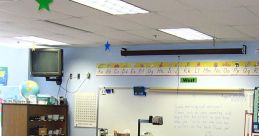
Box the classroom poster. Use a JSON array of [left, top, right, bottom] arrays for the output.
[[0, 67, 8, 86], [0, 86, 24, 136], [96, 61, 259, 76]]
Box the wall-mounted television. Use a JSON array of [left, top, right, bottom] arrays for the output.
[[30, 48, 63, 77]]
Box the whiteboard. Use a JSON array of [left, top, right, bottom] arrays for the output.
[[99, 89, 252, 136]]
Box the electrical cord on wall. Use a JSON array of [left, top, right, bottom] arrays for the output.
[[65, 77, 70, 98], [56, 85, 61, 98], [57, 76, 88, 98], [68, 77, 88, 94]]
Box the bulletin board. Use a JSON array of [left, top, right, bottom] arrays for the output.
[[98, 89, 253, 136]]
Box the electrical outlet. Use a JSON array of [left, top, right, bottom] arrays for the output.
[[77, 73, 80, 79], [87, 73, 91, 79], [70, 73, 73, 79]]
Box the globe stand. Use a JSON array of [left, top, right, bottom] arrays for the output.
[[22, 94, 36, 104], [46, 76, 62, 85], [24, 97, 30, 104]]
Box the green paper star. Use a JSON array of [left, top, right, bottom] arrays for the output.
[[35, 0, 53, 11]]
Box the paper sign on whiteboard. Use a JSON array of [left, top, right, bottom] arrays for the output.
[[74, 92, 97, 127]]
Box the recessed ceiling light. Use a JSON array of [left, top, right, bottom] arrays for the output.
[[14, 36, 69, 45], [159, 28, 213, 40], [71, 0, 149, 15]]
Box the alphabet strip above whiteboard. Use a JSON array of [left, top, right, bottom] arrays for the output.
[[96, 61, 259, 76]]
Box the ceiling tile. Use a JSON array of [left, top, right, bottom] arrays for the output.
[[194, 25, 252, 40], [80, 15, 148, 31], [99, 30, 150, 42], [120, 13, 184, 29], [70, 33, 109, 44], [38, 33, 93, 45], [25, 20, 93, 36], [126, 29, 184, 41], [233, 25, 259, 38], [0, 22, 50, 36], [0, 30, 21, 38], [0, 10, 29, 23], [233, 0, 259, 7], [202, 7, 259, 26], [47, 17, 111, 34], [178, 0, 244, 11], [0, 19, 93, 45], [246, 6, 259, 18], [46, 18, 138, 44], [127, 0, 192, 12], [160, 9, 218, 27]]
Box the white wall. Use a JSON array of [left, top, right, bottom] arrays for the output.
[[33, 42, 259, 136], [0, 47, 29, 86]]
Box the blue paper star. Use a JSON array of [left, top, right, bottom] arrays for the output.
[[105, 41, 111, 51]]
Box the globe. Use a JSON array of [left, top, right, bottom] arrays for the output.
[[20, 80, 40, 98]]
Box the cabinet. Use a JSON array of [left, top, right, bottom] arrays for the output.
[[2, 104, 68, 136]]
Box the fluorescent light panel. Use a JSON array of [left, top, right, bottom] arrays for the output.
[[159, 28, 213, 40], [15, 36, 69, 45], [72, 0, 149, 15], [0, 41, 51, 49]]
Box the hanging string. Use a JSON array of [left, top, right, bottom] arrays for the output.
[[213, 37, 216, 47]]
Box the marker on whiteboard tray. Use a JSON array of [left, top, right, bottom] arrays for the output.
[[102, 88, 114, 95], [105, 89, 114, 94]]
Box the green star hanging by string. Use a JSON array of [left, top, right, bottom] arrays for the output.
[[35, 0, 53, 11]]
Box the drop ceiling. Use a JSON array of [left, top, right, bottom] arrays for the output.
[[0, 0, 259, 47]]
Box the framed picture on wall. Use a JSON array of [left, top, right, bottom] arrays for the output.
[[0, 67, 8, 86]]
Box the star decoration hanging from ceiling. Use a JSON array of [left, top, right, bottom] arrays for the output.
[[105, 41, 111, 51], [35, 0, 54, 11]]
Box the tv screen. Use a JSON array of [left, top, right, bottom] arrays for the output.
[[30, 48, 63, 77]]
